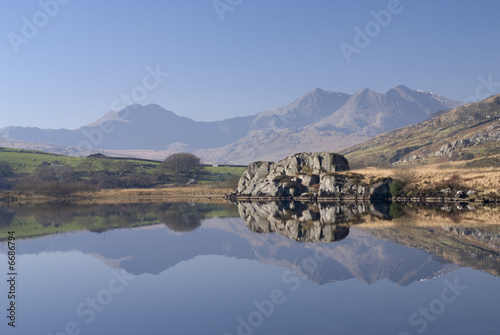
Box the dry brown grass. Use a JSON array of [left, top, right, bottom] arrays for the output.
[[75, 186, 234, 204], [347, 164, 500, 197]]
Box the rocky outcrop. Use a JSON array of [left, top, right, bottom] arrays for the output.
[[233, 152, 392, 201], [430, 139, 471, 158], [469, 123, 500, 144], [410, 123, 500, 161]]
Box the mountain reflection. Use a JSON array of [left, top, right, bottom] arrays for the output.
[[1, 202, 499, 286]]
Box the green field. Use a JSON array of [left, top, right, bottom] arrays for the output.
[[0, 147, 246, 179], [0, 148, 83, 173]]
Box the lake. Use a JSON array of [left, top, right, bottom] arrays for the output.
[[1, 201, 499, 335]]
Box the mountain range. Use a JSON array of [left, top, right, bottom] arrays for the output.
[[0, 85, 462, 164], [343, 93, 500, 168]]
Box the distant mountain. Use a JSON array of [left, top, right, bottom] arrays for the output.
[[342, 93, 500, 168], [250, 88, 351, 129], [312, 85, 462, 136], [0, 104, 254, 151], [195, 86, 462, 164], [0, 86, 462, 164]]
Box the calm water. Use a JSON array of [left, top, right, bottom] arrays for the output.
[[1, 202, 500, 335]]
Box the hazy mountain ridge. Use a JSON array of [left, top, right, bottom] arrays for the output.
[[250, 88, 351, 130], [195, 86, 461, 164], [0, 86, 462, 164], [312, 85, 463, 136]]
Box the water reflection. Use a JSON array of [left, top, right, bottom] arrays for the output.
[[360, 204, 500, 277], [0, 202, 499, 334], [237, 201, 391, 243], [2, 201, 498, 283], [0, 202, 239, 239], [238, 201, 500, 277]]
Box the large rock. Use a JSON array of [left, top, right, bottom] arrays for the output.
[[236, 152, 349, 197], [273, 152, 349, 175], [235, 152, 392, 200]]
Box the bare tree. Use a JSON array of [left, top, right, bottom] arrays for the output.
[[0, 162, 13, 177], [115, 160, 136, 176], [160, 153, 203, 182]]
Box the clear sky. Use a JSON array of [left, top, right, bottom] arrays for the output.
[[1, 0, 499, 129]]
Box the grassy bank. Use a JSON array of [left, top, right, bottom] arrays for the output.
[[77, 186, 235, 204], [0, 148, 246, 203], [0, 185, 235, 205], [2, 147, 499, 204], [348, 163, 500, 200]]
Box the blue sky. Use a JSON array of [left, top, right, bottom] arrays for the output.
[[1, 0, 499, 129]]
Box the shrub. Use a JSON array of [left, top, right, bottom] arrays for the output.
[[34, 164, 79, 183], [389, 179, 406, 197], [14, 180, 95, 197], [389, 203, 406, 218], [273, 175, 293, 184]]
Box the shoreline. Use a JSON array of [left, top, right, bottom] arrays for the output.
[[0, 186, 234, 205], [2, 188, 498, 206], [2, 165, 499, 206], [229, 195, 498, 204]]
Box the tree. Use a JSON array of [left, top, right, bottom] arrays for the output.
[[34, 164, 57, 182], [77, 157, 97, 174], [0, 162, 13, 177], [0, 162, 12, 191], [115, 161, 136, 176], [160, 153, 202, 182], [100, 159, 114, 174], [34, 164, 78, 183]]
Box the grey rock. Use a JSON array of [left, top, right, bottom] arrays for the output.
[[430, 139, 471, 158], [369, 181, 391, 200], [440, 188, 452, 195], [298, 174, 319, 186], [236, 152, 349, 197], [235, 152, 391, 200]]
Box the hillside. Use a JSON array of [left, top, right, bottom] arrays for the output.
[[342, 94, 500, 168], [0, 147, 245, 183]]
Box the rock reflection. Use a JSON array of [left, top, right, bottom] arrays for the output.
[[237, 201, 391, 243]]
